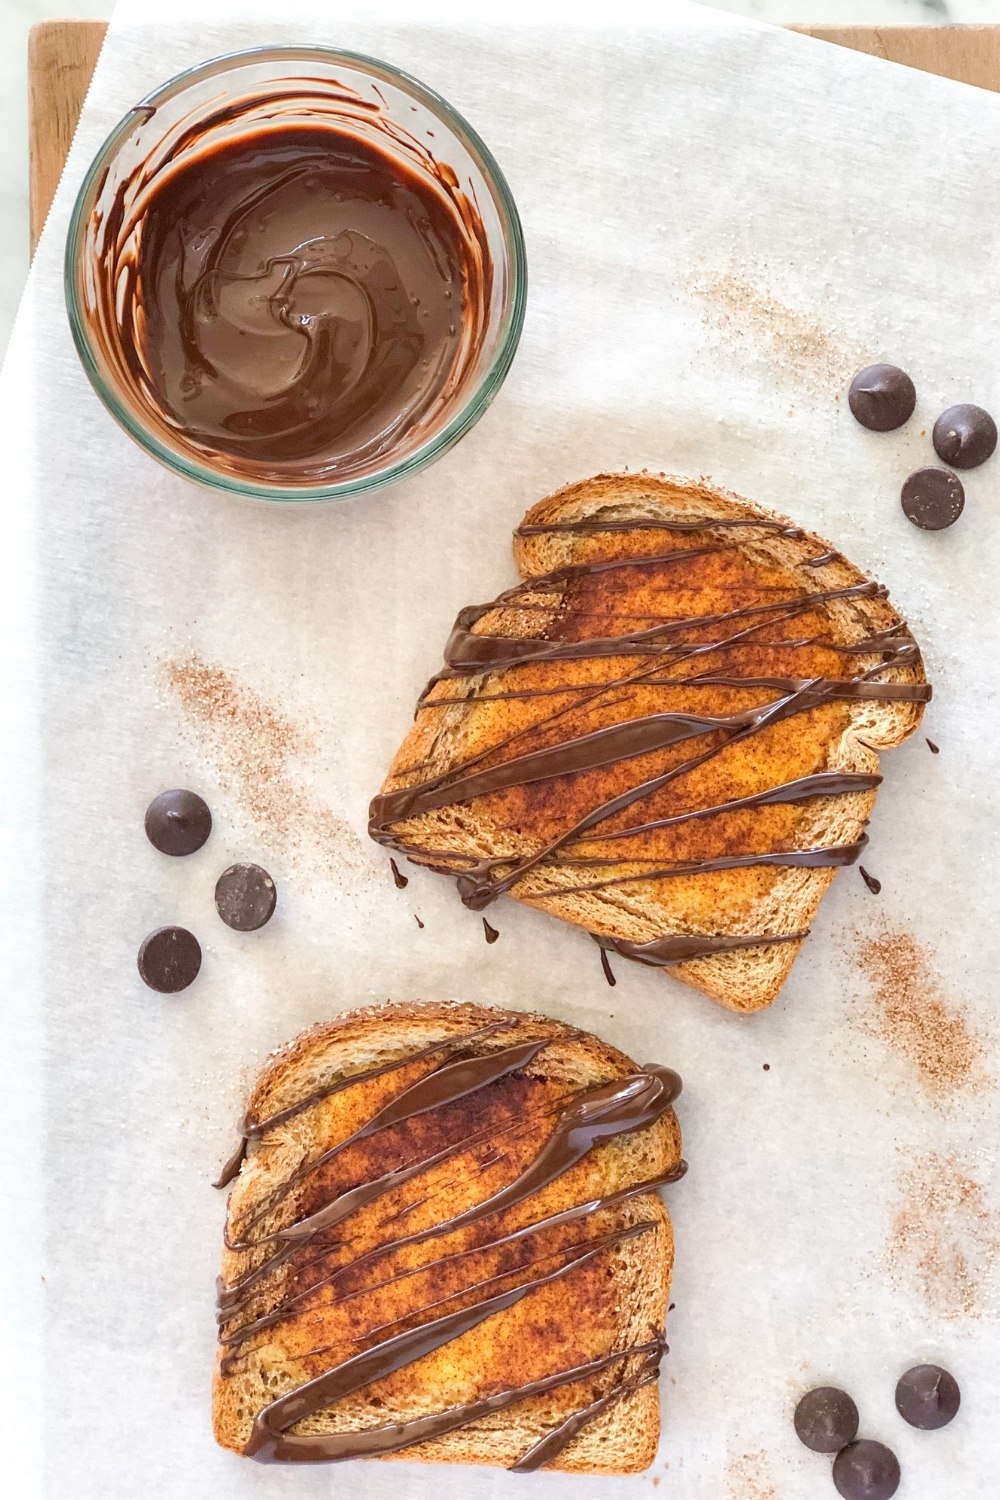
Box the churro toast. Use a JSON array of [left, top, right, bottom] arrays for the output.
[[370, 473, 929, 1010], [213, 1000, 683, 1472]]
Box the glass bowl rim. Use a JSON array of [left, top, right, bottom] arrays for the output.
[[64, 43, 527, 503]]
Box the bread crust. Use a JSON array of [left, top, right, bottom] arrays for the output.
[[213, 1000, 681, 1473], [373, 472, 928, 1010]]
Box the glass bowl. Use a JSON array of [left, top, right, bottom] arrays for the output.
[[64, 46, 527, 501]]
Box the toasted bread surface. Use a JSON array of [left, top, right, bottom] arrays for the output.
[[214, 1000, 682, 1473], [370, 473, 929, 1010]]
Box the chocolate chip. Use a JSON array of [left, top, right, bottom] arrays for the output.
[[901, 467, 964, 531], [832, 1440, 900, 1500], [144, 789, 212, 855], [138, 925, 202, 992], [848, 365, 916, 432], [895, 1364, 960, 1429], [932, 404, 997, 470], [214, 863, 277, 931], [794, 1387, 859, 1453]]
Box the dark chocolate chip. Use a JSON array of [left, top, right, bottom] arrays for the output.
[[901, 467, 964, 531], [214, 863, 277, 931], [932, 404, 997, 470], [832, 1440, 900, 1500], [144, 789, 212, 856], [794, 1387, 860, 1453], [848, 364, 916, 432], [895, 1364, 961, 1429], [137, 926, 202, 992]]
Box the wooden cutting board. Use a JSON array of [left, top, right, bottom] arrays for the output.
[[27, 19, 1000, 254]]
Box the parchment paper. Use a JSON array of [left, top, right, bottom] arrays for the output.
[[3, 3, 1000, 1496]]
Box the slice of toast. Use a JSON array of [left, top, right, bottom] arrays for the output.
[[213, 1000, 683, 1473], [370, 473, 929, 1010]]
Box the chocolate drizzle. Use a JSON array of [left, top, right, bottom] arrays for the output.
[[369, 506, 928, 971], [217, 1026, 683, 1468]]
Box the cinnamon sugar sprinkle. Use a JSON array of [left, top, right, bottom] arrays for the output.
[[164, 655, 366, 880], [694, 271, 857, 394], [726, 1450, 777, 1500], [855, 926, 991, 1105], [886, 1152, 1000, 1319]]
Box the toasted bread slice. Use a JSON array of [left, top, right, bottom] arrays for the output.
[[213, 1000, 683, 1473], [370, 473, 929, 1010]]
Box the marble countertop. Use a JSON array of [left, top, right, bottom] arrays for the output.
[[1, 0, 999, 360]]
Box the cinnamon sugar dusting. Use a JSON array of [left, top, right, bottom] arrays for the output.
[[695, 271, 855, 393], [855, 926, 991, 1105], [886, 1152, 1000, 1319], [164, 655, 366, 880], [727, 1450, 777, 1499]]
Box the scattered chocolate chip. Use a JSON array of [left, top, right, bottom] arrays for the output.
[[832, 1441, 900, 1500], [144, 788, 212, 856], [214, 863, 277, 931], [848, 364, 916, 432], [762, 1062, 771, 1071], [932, 404, 997, 470], [389, 858, 408, 890], [794, 1387, 860, 1454], [483, 917, 500, 944], [600, 948, 617, 987], [137, 925, 202, 992], [901, 467, 964, 531], [895, 1364, 961, 1430], [859, 866, 882, 895]]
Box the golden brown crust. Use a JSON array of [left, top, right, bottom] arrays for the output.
[[213, 1000, 680, 1473], [375, 472, 927, 1011]]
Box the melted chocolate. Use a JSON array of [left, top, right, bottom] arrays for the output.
[[600, 948, 617, 986], [218, 1032, 684, 1467], [483, 916, 500, 943], [370, 509, 928, 968], [859, 866, 882, 895], [86, 86, 492, 486]]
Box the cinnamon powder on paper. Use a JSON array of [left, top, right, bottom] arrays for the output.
[[164, 655, 366, 879], [694, 270, 855, 393], [855, 926, 990, 1104], [726, 1450, 777, 1500], [886, 1152, 1000, 1319]]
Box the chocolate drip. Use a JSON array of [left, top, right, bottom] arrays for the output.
[[428, 580, 900, 681], [277, 1063, 680, 1243], [370, 508, 928, 970], [233, 1035, 554, 1245], [926, 738, 940, 754], [389, 858, 409, 889], [215, 1021, 512, 1189], [600, 949, 617, 987], [594, 929, 806, 967], [510, 1346, 663, 1471], [574, 771, 881, 845], [483, 917, 500, 943], [859, 866, 882, 895], [515, 515, 804, 538]]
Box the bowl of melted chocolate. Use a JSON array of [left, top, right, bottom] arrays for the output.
[[65, 47, 525, 498]]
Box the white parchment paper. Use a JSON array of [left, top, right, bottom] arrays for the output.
[[3, 3, 1000, 1496]]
